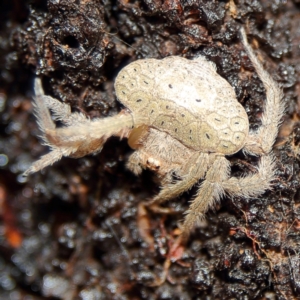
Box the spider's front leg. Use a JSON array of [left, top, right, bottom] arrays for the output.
[[240, 28, 285, 156], [24, 79, 137, 176]]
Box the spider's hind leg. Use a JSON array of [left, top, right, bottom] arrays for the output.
[[222, 154, 275, 199], [240, 28, 285, 156]]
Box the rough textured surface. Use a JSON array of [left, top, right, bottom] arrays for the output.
[[0, 0, 300, 299]]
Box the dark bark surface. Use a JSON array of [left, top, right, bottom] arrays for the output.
[[0, 0, 300, 299]]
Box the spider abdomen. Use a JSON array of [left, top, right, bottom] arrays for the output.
[[115, 56, 249, 155]]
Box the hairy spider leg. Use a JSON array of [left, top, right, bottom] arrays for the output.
[[146, 153, 210, 206], [24, 79, 138, 175], [240, 28, 285, 156], [222, 154, 275, 198], [181, 155, 230, 236]]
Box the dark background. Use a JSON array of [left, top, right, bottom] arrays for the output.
[[0, 0, 300, 299]]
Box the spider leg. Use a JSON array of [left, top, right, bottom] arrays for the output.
[[181, 155, 230, 237], [42, 95, 86, 126], [34, 78, 89, 127], [33, 78, 99, 145], [146, 152, 210, 207], [24, 149, 65, 176], [25, 78, 137, 175], [240, 28, 285, 156], [32, 78, 56, 138], [222, 154, 275, 198]]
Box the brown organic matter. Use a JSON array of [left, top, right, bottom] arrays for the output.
[[1, 0, 300, 299]]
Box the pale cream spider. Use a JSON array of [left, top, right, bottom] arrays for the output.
[[25, 28, 284, 239]]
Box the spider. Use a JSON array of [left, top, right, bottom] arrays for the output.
[[25, 28, 284, 240]]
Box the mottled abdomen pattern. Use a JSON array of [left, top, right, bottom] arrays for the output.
[[115, 56, 249, 155]]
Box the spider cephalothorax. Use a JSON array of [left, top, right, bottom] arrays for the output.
[[25, 28, 284, 239]]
